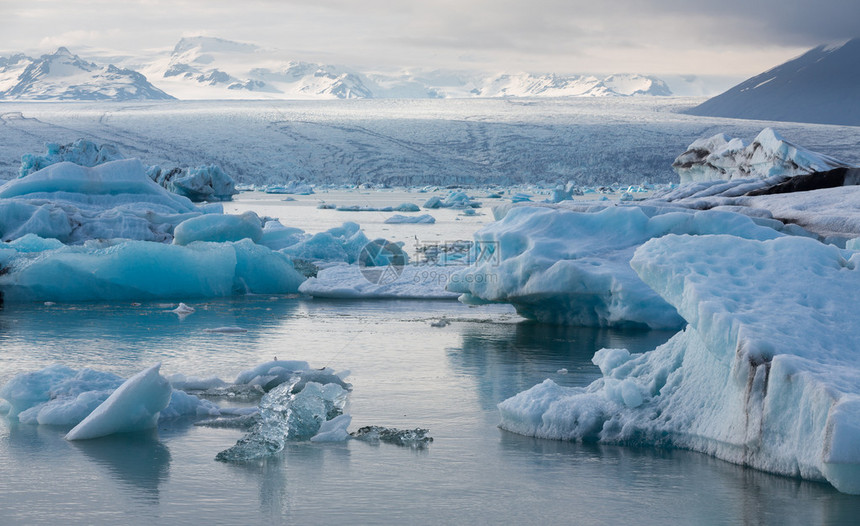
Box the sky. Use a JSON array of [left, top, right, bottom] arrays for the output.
[[1, 0, 858, 77]]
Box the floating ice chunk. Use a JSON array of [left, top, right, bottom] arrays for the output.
[[299, 263, 459, 299], [166, 373, 228, 391], [148, 164, 238, 202], [234, 360, 311, 389], [264, 181, 314, 195], [65, 364, 172, 440], [19, 389, 113, 426], [0, 159, 198, 243], [19, 139, 124, 178], [448, 206, 781, 328], [159, 389, 222, 419], [384, 214, 435, 224], [0, 364, 78, 417], [350, 426, 433, 448], [310, 414, 352, 442], [216, 377, 350, 462], [173, 211, 263, 245], [280, 222, 369, 264], [672, 128, 849, 184], [0, 237, 305, 303], [172, 302, 195, 315], [258, 221, 305, 251], [500, 233, 860, 494]]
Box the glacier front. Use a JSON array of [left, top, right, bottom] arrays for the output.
[[499, 233, 860, 494]]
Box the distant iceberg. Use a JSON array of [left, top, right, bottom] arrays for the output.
[[20, 138, 237, 202], [672, 128, 849, 184]]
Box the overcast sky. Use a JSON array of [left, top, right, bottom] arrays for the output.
[[1, 0, 857, 76]]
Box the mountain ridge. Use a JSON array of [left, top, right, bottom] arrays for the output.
[[685, 38, 860, 126]]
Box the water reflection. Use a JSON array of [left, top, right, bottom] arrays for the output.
[[70, 430, 171, 502], [448, 321, 675, 410], [0, 296, 303, 380]]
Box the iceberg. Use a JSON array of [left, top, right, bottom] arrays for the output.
[[147, 164, 238, 202], [19, 138, 237, 202], [0, 237, 305, 302], [280, 222, 370, 264], [384, 213, 435, 224], [65, 364, 172, 440], [672, 128, 849, 184], [0, 159, 199, 243], [19, 138, 124, 178], [447, 205, 781, 328], [499, 234, 860, 494]]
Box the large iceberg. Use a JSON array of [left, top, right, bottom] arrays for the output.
[[672, 128, 849, 184], [499, 234, 860, 494], [20, 138, 238, 202], [447, 205, 782, 328], [0, 159, 199, 243], [0, 237, 305, 302]]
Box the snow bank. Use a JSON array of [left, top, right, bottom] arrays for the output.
[[65, 364, 172, 440], [0, 237, 305, 302], [672, 128, 848, 184], [448, 205, 781, 328], [299, 263, 460, 299], [499, 234, 860, 494]]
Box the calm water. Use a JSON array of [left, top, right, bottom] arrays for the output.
[[2, 297, 859, 525]]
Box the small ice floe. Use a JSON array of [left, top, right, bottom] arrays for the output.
[[43, 301, 56, 306], [203, 327, 248, 334], [557, 368, 568, 375], [172, 302, 195, 315], [350, 426, 433, 448], [430, 318, 451, 328]]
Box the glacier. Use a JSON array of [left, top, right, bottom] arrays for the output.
[[499, 234, 860, 494]]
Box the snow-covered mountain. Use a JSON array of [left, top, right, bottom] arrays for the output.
[[0, 48, 174, 101], [473, 73, 671, 97], [140, 36, 673, 100], [142, 36, 373, 100], [686, 38, 860, 126], [1, 37, 677, 100]]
